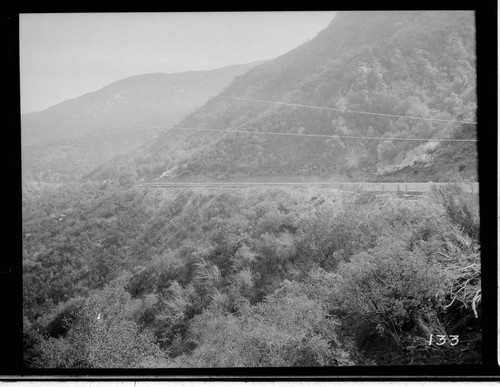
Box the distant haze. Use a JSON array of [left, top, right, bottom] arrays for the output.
[[20, 12, 336, 113]]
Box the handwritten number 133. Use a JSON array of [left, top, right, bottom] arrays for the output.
[[429, 334, 459, 346]]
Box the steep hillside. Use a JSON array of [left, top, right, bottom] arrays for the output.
[[21, 11, 483, 368], [21, 61, 262, 182], [23, 182, 481, 366], [89, 11, 476, 184]]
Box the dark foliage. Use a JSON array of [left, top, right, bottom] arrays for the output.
[[23, 181, 481, 367]]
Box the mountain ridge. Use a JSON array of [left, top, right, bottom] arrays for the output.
[[21, 60, 264, 182], [87, 11, 476, 184]]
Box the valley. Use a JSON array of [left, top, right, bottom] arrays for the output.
[[20, 11, 482, 370]]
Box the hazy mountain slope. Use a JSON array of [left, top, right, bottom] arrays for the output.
[[21, 61, 263, 182], [89, 11, 476, 184]]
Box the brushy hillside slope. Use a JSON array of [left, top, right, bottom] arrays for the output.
[[21, 11, 482, 369], [23, 183, 481, 367], [88, 11, 476, 184]]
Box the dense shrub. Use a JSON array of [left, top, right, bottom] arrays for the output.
[[23, 184, 481, 367], [432, 182, 479, 241], [182, 280, 353, 367], [29, 279, 168, 368], [335, 240, 445, 347]]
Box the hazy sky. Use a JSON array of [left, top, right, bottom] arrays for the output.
[[20, 12, 337, 113]]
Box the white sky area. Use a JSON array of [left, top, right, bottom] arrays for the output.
[[20, 12, 337, 113]]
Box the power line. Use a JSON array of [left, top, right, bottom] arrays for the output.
[[217, 95, 478, 125], [23, 95, 478, 127], [22, 116, 477, 143], [165, 125, 477, 143]]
